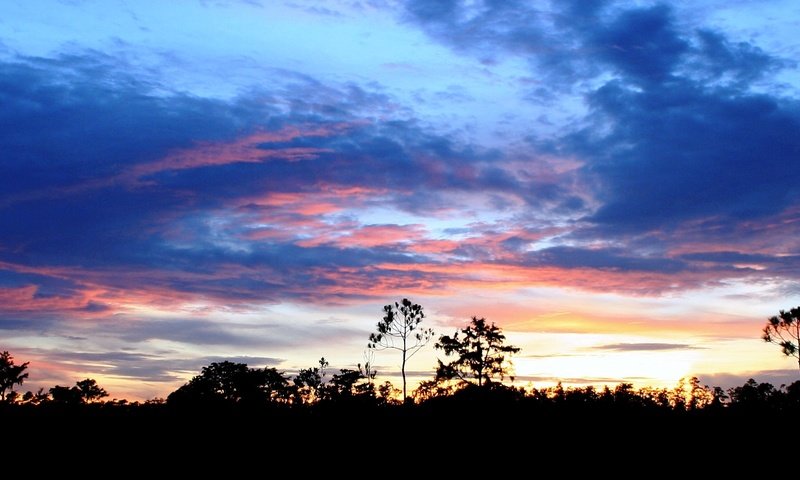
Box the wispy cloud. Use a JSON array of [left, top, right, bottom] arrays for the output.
[[592, 342, 699, 352]]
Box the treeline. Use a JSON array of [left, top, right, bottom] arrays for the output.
[[139, 362, 800, 415], [2, 299, 799, 417], [3, 351, 800, 415], [162, 347, 800, 414]]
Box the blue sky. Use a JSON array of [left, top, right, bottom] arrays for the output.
[[1, 0, 800, 399]]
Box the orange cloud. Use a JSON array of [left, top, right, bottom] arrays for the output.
[[312, 259, 743, 300], [0, 284, 113, 316], [0, 261, 257, 316]]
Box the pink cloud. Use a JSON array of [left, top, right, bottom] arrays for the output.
[[407, 239, 461, 254], [246, 192, 343, 216], [666, 207, 800, 257], [0, 284, 112, 317], [122, 124, 356, 182], [0, 123, 357, 209], [0, 261, 247, 315], [299, 224, 427, 248], [237, 187, 394, 245], [345, 224, 426, 247]]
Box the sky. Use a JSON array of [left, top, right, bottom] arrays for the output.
[[2, 0, 800, 400]]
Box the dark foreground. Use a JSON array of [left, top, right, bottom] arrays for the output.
[[5, 390, 796, 455]]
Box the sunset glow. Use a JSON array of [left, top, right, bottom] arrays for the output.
[[2, 0, 800, 400]]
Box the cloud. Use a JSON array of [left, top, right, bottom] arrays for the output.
[[4, 0, 798, 401], [689, 29, 788, 86], [401, 0, 800, 294], [2, 4, 799, 338], [16, 348, 285, 385], [0, 48, 601, 311], [298, 223, 428, 248], [403, 1, 800, 236], [698, 369, 800, 390], [524, 246, 687, 273], [592, 342, 698, 352], [403, 0, 549, 63], [574, 78, 800, 231], [586, 5, 688, 85], [513, 375, 640, 385]]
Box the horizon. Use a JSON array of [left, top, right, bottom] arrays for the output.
[[2, 0, 800, 401]]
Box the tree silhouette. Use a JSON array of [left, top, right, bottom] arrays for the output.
[[168, 361, 290, 406], [368, 299, 433, 401], [727, 378, 780, 409], [253, 367, 293, 404], [293, 357, 328, 404], [412, 379, 452, 402], [49, 385, 83, 404], [75, 378, 109, 403], [763, 307, 800, 372], [21, 388, 49, 405], [199, 361, 250, 402], [709, 386, 728, 409], [686, 376, 712, 410], [355, 355, 378, 399], [48, 379, 109, 404], [435, 316, 520, 387], [360, 350, 377, 387], [671, 378, 687, 411], [170, 361, 248, 405], [326, 369, 365, 400], [0, 351, 29, 402], [377, 381, 401, 405]]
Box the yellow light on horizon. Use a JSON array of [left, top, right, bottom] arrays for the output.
[[514, 349, 695, 388]]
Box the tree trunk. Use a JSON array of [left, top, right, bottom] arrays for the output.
[[402, 334, 407, 400], [477, 342, 483, 387]]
